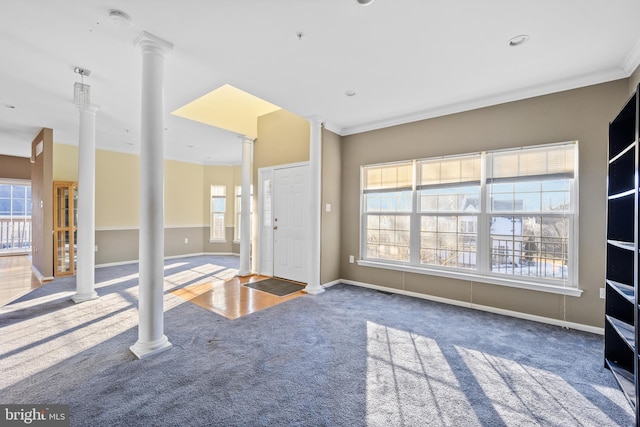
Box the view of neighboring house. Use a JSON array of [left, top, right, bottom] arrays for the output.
[[0, 182, 32, 254]]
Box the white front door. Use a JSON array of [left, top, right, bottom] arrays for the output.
[[273, 165, 308, 283]]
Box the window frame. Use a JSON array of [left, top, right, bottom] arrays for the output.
[[358, 141, 580, 297], [234, 184, 253, 243], [210, 185, 226, 242]]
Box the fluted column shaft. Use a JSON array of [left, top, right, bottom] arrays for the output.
[[305, 117, 324, 294], [130, 31, 173, 359], [73, 105, 99, 303]]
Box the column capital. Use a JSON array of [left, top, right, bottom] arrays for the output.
[[238, 135, 255, 144], [134, 31, 173, 55], [305, 115, 324, 126]]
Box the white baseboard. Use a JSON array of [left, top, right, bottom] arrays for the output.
[[321, 279, 341, 288], [340, 279, 604, 335], [31, 265, 53, 283]]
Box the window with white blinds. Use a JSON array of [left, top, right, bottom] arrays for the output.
[[360, 141, 578, 291], [210, 185, 226, 241], [363, 162, 413, 262]]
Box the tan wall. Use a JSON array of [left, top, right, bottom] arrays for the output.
[[340, 79, 630, 328], [165, 160, 204, 226], [90, 149, 239, 263], [629, 65, 640, 94], [321, 128, 342, 285], [254, 109, 310, 175], [53, 143, 78, 181], [96, 149, 139, 228], [252, 109, 311, 271], [0, 154, 30, 180], [30, 128, 54, 279]]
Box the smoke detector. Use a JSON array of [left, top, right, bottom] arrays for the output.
[[108, 9, 131, 27]]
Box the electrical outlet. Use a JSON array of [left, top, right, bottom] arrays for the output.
[[599, 288, 606, 299], [349, 255, 355, 263], [184, 238, 189, 244], [94, 245, 98, 252]]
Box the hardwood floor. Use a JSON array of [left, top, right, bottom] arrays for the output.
[[171, 275, 304, 320], [0, 255, 302, 319], [0, 254, 42, 307]]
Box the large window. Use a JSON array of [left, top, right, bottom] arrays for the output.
[[360, 141, 578, 291], [210, 185, 226, 241]]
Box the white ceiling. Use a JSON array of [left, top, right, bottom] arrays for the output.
[[1, 0, 639, 165]]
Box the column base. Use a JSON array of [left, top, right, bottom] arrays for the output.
[[130, 335, 172, 360], [236, 271, 252, 277], [71, 291, 99, 304], [303, 284, 325, 295]]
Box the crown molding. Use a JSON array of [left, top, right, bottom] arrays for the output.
[[622, 37, 640, 75], [337, 67, 629, 136]]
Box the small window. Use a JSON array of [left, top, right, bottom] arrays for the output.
[[234, 185, 253, 241], [210, 185, 226, 241]]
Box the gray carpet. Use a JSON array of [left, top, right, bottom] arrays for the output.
[[0, 255, 634, 426], [244, 278, 305, 296]]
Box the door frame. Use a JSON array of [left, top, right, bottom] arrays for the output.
[[257, 161, 309, 279]]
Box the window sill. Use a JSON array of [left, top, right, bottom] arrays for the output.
[[356, 259, 583, 297], [209, 239, 227, 244], [232, 240, 240, 245]]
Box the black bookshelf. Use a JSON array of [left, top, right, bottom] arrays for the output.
[[605, 86, 639, 425]]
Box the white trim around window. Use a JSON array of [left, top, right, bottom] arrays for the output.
[[359, 141, 580, 296]]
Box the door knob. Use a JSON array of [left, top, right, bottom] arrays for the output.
[[273, 226, 278, 230]]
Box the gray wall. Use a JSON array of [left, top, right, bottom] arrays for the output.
[[339, 79, 630, 328], [321, 128, 342, 285], [95, 226, 238, 266], [30, 129, 53, 279], [0, 154, 30, 180]]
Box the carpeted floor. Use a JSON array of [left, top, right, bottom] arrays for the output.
[[0, 255, 634, 426]]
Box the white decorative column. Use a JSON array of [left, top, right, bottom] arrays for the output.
[[305, 117, 324, 294], [238, 136, 254, 276], [72, 105, 99, 303], [130, 31, 173, 359]]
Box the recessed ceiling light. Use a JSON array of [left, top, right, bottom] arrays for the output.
[[186, 144, 195, 148], [508, 35, 529, 47], [357, 0, 375, 5], [108, 9, 131, 27], [345, 90, 356, 97], [4, 104, 16, 109]]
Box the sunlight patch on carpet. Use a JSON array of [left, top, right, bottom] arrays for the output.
[[456, 346, 627, 426], [366, 321, 478, 426]]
